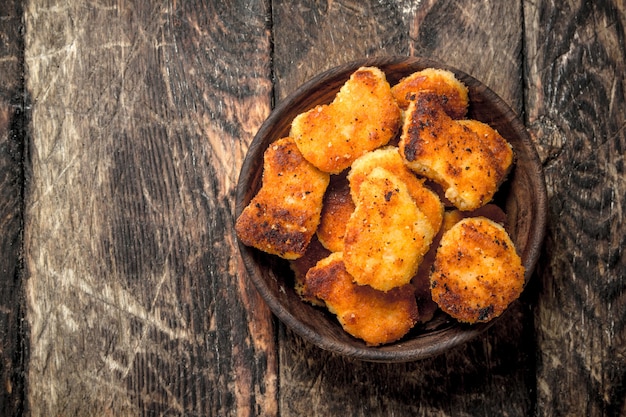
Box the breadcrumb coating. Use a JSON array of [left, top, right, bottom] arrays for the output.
[[303, 252, 419, 346], [343, 167, 435, 292], [399, 92, 513, 211], [290, 67, 402, 174], [235, 137, 329, 259], [349, 146, 443, 233], [430, 217, 524, 323], [316, 173, 355, 253], [391, 68, 469, 119]]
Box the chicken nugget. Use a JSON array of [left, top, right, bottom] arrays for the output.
[[391, 68, 469, 119], [415, 205, 507, 318], [316, 173, 355, 253], [430, 217, 525, 323], [348, 146, 443, 233], [399, 92, 514, 211], [303, 252, 419, 346], [457, 119, 514, 177], [290, 67, 402, 174], [235, 137, 330, 259], [343, 167, 435, 292]]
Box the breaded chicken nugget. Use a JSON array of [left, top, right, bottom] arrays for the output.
[[343, 167, 435, 292], [430, 217, 525, 323], [457, 119, 514, 177], [411, 205, 507, 322], [235, 137, 330, 259], [303, 252, 419, 346], [290, 67, 402, 174], [399, 92, 514, 211], [316, 173, 355, 253], [348, 146, 443, 233], [391, 68, 469, 119]]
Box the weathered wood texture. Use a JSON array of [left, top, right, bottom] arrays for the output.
[[524, 1, 626, 416], [8, 0, 625, 415], [272, 1, 534, 416], [23, 1, 275, 415], [0, 0, 27, 415]]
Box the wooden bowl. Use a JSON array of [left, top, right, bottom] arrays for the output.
[[235, 56, 547, 362]]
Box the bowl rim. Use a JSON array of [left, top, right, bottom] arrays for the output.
[[235, 55, 547, 362]]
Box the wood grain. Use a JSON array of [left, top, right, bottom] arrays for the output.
[[0, 0, 27, 415], [9, 0, 624, 415], [524, 1, 626, 415], [408, 0, 524, 110], [271, 1, 534, 415], [23, 1, 275, 415], [271, 0, 409, 100]]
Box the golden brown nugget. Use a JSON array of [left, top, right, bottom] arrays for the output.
[[304, 252, 419, 346], [417, 205, 507, 320], [430, 217, 525, 323], [399, 92, 514, 211], [343, 167, 435, 292], [316, 173, 355, 253], [348, 146, 443, 233], [391, 68, 469, 119], [457, 119, 514, 177], [235, 137, 330, 259], [290, 67, 402, 174], [414, 205, 507, 322]]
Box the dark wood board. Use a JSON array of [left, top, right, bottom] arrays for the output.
[[524, 1, 626, 415], [272, 1, 534, 415], [2, 0, 624, 415], [0, 0, 27, 415], [23, 1, 276, 415]]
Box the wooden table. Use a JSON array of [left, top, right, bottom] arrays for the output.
[[1, 1, 624, 415]]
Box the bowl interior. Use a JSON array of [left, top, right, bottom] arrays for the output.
[[235, 56, 547, 362]]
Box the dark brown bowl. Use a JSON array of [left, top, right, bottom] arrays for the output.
[[235, 56, 547, 362]]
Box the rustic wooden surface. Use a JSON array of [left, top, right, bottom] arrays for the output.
[[1, 0, 27, 415], [0, 0, 623, 416], [525, 2, 626, 415]]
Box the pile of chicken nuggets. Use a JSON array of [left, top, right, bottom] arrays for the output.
[[236, 66, 525, 346]]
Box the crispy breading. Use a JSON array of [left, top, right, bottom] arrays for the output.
[[348, 146, 443, 233], [399, 92, 514, 211], [290, 67, 402, 174], [430, 217, 525, 323], [303, 252, 419, 346], [316, 173, 355, 253], [457, 119, 514, 176], [391, 68, 469, 119], [343, 167, 435, 292], [235, 137, 330, 259]]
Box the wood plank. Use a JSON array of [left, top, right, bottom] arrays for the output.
[[23, 1, 275, 415], [524, 1, 626, 415], [0, 0, 27, 415], [407, 0, 524, 111], [272, 1, 533, 415]]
